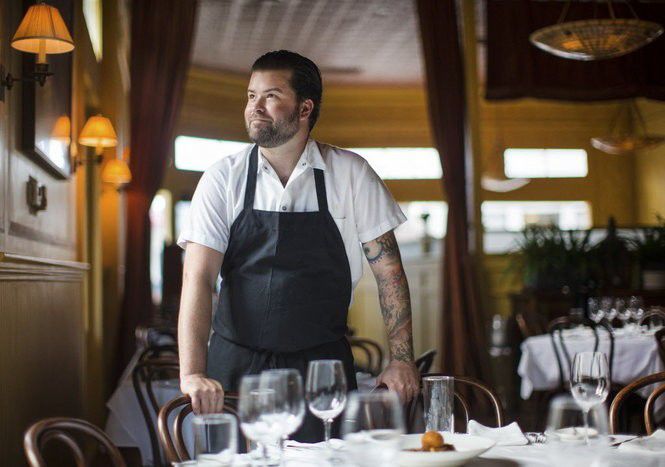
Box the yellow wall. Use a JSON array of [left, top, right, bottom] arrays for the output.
[[636, 99, 665, 225]]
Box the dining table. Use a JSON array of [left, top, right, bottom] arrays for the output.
[[518, 326, 664, 415]]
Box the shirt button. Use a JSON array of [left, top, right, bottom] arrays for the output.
[[263, 166, 268, 171], [281, 206, 287, 211], [301, 162, 306, 166]]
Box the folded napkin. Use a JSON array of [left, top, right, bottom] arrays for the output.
[[618, 429, 665, 454], [467, 420, 529, 446]]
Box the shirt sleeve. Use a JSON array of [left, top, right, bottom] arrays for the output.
[[176, 167, 230, 254], [353, 159, 407, 244]]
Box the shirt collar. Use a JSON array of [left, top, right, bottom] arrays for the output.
[[255, 138, 327, 174]]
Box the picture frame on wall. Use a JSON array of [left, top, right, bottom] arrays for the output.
[[20, 0, 73, 179]]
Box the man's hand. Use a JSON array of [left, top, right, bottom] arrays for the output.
[[377, 360, 420, 403], [180, 373, 225, 414]]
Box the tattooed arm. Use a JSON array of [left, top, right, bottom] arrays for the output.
[[363, 230, 420, 401]]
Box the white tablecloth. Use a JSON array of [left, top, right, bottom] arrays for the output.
[[518, 328, 664, 400]]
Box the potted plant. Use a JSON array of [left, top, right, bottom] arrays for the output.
[[631, 216, 665, 290]]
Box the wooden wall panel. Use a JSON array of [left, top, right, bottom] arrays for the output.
[[0, 256, 86, 466]]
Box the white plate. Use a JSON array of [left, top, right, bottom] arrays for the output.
[[398, 433, 495, 467]]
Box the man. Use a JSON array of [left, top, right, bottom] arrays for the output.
[[177, 50, 419, 441]]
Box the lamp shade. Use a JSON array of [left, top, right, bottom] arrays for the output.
[[78, 114, 118, 149], [11, 2, 75, 55], [102, 158, 132, 187]]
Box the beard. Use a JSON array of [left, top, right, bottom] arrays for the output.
[[246, 107, 301, 148]]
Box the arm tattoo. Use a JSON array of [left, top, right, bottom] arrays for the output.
[[362, 231, 415, 362]]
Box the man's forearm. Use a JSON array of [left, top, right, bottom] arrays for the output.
[[178, 275, 214, 378], [377, 266, 415, 362]]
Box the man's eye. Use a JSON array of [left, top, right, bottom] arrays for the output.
[[248, 94, 255, 100]]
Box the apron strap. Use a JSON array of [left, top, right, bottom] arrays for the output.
[[244, 145, 259, 210], [314, 169, 328, 212]]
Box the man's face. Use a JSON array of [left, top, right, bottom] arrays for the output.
[[244, 70, 305, 148]]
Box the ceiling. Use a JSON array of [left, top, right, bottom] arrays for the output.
[[191, 0, 425, 85]]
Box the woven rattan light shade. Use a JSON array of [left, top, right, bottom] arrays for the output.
[[530, 18, 663, 61]]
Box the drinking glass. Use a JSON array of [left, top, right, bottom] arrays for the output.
[[601, 297, 616, 324], [238, 374, 287, 466], [193, 413, 238, 466], [615, 298, 632, 328], [570, 352, 610, 445], [628, 296, 645, 328], [306, 360, 347, 446], [342, 391, 405, 467], [422, 376, 454, 433], [262, 369, 305, 444]]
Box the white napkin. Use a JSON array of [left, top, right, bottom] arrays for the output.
[[285, 438, 345, 451], [618, 429, 665, 454], [467, 420, 529, 446]]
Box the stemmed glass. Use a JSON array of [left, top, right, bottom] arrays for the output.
[[262, 369, 305, 449], [601, 297, 616, 325], [306, 360, 347, 447], [238, 374, 288, 466], [342, 391, 405, 467], [587, 298, 604, 324], [615, 298, 631, 328], [628, 296, 645, 329], [570, 352, 610, 445]]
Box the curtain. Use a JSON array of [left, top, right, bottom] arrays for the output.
[[416, 0, 488, 380], [486, 0, 665, 101], [117, 0, 198, 370]]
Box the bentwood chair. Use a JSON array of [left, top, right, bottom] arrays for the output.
[[406, 374, 505, 433], [24, 417, 126, 467], [414, 349, 437, 374], [158, 394, 245, 464], [349, 337, 384, 376], [132, 358, 180, 467], [610, 371, 665, 435]]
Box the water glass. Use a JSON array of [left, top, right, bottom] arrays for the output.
[[570, 352, 610, 445], [306, 360, 347, 445], [193, 413, 238, 466], [422, 376, 454, 433], [342, 391, 405, 467]]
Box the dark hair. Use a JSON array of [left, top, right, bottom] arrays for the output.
[[251, 50, 322, 131]]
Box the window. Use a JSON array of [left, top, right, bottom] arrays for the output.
[[350, 147, 441, 179], [482, 201, 592, 254], [175, 136, 247, 172], [149, 190, 173, 304], [174, 199, 192, 240], [504, 148, 588, 178]]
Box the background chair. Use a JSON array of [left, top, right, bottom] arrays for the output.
[[132, 358, 180, 467], [24, 417, 126, 467], [414, 349, 437, 374], [349, 337, 384, 376], [406, 374, 505, 433], [158, 394, 244, 464], [610, 371, 665, 435]]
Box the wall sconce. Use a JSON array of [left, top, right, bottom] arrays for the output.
[[0, 1, 75, 101], [102, 147, 132, 189], [76, 114, 118, 166]]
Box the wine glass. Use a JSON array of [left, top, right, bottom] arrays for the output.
[[570, 352, 610, 445], [238, 374, 287, 466], [601, 297, 616, 324], [262, 369, 305, 447], [628, 296, 645, 330], [587, 298, 604, 324], [306, 360, 347, 447], [615, 298, 631, 329], [342, 391, 405, 467]]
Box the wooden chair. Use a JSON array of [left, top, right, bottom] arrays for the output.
[[639, 307, 665, 328], [137, 344, 178, 363], [349, 337, 384, 376], [158, 394, 245, 464], [609, 371, 665, 435], [406, 374, 505, 433], [24, 417, 126, 467], [414, 349, 437, 374], [132, 358, 180, 467]]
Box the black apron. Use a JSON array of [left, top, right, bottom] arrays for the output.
[[207, 145, 357, 442]]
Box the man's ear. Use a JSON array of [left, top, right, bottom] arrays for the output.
[[300, 99, 314, 120]]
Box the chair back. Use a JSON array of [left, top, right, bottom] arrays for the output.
[[547, 316, 603, 390], [137, 344, 179, 363], [415, 349, 437, 374], [406, 374, 504, 433], [349, 337, 384, 376], [158, 394, 244, 464], [609, 371, 665, 435], [132, 358, 180, 467], [24, 417, 126, 467], [639, 307, 665, 328]]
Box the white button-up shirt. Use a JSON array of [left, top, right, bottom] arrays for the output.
[[177, 139, 407, 292]]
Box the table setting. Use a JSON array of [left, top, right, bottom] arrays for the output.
[[172, 353, 665, 467]]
